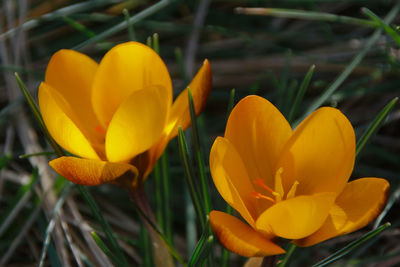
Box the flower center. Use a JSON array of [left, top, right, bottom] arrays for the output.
[[252, 168, 299, 204]]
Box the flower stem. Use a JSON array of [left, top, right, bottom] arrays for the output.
[[277, 243, 296, 267]]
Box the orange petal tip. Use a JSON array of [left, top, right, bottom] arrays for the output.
[[210, 210, 285, 257], [50, 156, 138, 186]]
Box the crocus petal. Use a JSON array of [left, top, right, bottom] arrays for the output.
[[139, 61, 211, 179], [276, 107, 355, 196], [255, 193, 336, 239], [50, 156, 138, 186], [106, 85, 170, 163], [38, 82, 100, 160], [294, 178, 389, 247], [44, 49, 103, 144], [92, 41, 172, 127], [165, 59, 212, 139], [210, 211, 285, 257], [210, 137, 257, 226], [224, 95, 292, 191]]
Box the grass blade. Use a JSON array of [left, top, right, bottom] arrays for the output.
[[0, 169, 38, 237], [175, 47, 190, 84], [362, 7, 400, 46], [19, 151, 55, 159], [356, 97, 398, 156], [177, 127, 206, 228], [277, 50, 292, 112], [78, 185, 128, 266], [374, 184, 400, 229], [299, 3, 400, 122], [235, 7, 379, 28], [226, 89, 235, 121], [220, 89, 236, 267], [154, 161, 164, 230], [15, 73, 43, 125], [130, 192, 185, 265], [39, 183, 74, 267], [161, 152, 173, 244], [152, 33, 160, 54], [187, 88, 215, 265], [188, 222, 214, 267], [15, 73, 64, 156], [0, 153, 11, 170], [16, 73, 128, 265], [91, 231, 126, 267], [312, 222, 391, 267], [0, 1, 119, 42], [277, 243, 297, 267], [0, 206, 42, 265], [63, 16, 96, 38], [287, 65, 315, 124], [188, 88, 211, 215], [73, 0, 171, 50], [220, 246, 231, 267], [185, 187, 197, 257], [123, 8, 137, 41], [139, 223, 153, 267]]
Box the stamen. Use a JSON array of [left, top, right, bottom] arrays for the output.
[[286, 181, 299, 200], [253, 179, 275, 194], [274, 168, 284, 202], [252, 191, 276, 203]]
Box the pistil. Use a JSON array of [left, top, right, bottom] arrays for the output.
[[95, 125, 107, 134], [252, 178, 280, 203]]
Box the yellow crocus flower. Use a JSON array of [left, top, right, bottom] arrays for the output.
[[209, 95, 389, 257], [39, 41, 211, 186]]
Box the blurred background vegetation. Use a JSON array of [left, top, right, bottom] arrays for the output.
[[0, 0, 399, 266]]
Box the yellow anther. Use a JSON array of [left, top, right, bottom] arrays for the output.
[[274, 168, 284, 202], [286, 181, 300, 200]]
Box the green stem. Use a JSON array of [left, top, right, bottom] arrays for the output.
[[123, 8, 137, 41], [277, 243, 296, 267]]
